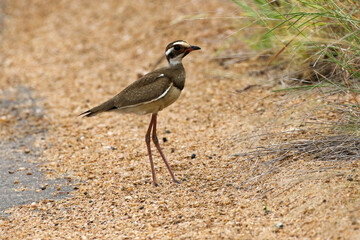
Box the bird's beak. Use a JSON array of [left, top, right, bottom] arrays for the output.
[[185, 45, 201, 53], [189, 45, 201, 51]]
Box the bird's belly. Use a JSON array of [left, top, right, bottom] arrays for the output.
[[118, 86, 182, 115]]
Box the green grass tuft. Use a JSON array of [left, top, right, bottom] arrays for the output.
[[231, 0, 360, 90], [231, 0, 360, 133]]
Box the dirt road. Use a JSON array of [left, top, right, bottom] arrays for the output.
[[0, 0, 359, 239]]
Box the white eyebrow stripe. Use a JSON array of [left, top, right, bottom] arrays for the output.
[[172, 41, 190, 47]]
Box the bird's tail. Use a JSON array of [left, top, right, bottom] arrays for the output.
[[79, 109, 97, 117], [79, 99, 117, 117]]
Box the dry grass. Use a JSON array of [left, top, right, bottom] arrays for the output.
[[232, 132, 360, 197], [239, 133, 360, 162]]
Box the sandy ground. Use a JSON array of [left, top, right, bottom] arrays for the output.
[[0, 0, 359, 239]]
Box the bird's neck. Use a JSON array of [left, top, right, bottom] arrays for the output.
[[168, 63, 186, 90], [168, 55, 184, 66], [167, 61, 184, 72]]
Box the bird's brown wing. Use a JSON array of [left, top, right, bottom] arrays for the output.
[[80, 71, 171, 117], [113, 71, 172, 108]]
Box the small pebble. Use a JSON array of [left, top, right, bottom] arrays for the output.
[[105, 146, 117, 150], [26, 172, 32, 175], [0, 116, 7, 122], [275, 222, 284, 228], [124, 196, 132, 201]]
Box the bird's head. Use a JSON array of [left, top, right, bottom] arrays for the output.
[[165, 40, 201, 66]]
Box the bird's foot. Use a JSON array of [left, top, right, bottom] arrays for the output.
[[173, 179, 181, 184]]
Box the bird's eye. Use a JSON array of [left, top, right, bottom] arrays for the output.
[[174, 45, 181, 51]]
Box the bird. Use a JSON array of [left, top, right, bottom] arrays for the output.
[[80, 40, 201, 186]]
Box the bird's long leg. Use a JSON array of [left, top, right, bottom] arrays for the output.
[[151, 113, 180, 184], [146, 114, 158, 186]]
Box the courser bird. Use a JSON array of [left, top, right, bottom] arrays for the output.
[[80, 40, 201, 186]]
